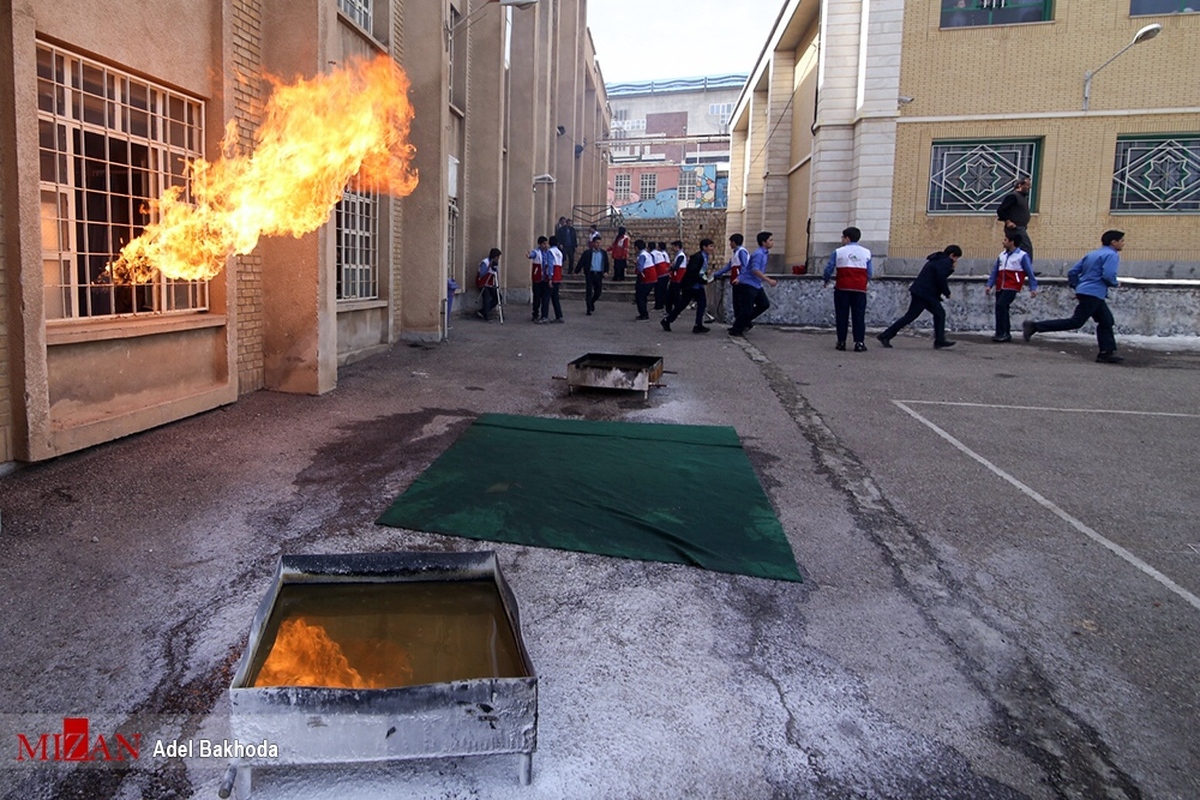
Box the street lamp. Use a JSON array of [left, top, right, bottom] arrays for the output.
[[447, 0, 538, 39], [1083, 23, 1162, 111]]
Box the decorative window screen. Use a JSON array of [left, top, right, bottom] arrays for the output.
[[1110, 135, 1200, 212], [928, 139, 1039, 213]]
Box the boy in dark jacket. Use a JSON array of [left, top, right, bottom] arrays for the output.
[[876, 245, 961, 349]]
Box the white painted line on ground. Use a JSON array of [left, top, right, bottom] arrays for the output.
[[893, 400, 1200, 613], [895, 400, 1200, 419]]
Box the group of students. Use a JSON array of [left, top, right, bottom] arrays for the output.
[[478, 211, 1128, 363], [874, 227, 1127, 364]]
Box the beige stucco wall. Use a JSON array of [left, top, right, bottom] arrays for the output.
[[2, 0, 239, 461], [891, 5, 1200, 274]]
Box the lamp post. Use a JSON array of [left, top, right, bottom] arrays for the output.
[[447, 0, 538, 40], [1083, 23, 1162, 111]]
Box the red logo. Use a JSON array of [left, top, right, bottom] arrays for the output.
[[16, 717, 141, 762]]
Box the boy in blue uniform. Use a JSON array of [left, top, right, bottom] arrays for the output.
[[1023, 230, 1124, 363]]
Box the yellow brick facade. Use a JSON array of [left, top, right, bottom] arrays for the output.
[[890, 4, 1200, 269]]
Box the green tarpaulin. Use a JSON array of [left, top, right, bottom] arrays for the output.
[[376, 414, 801, 583]]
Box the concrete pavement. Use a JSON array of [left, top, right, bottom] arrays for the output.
[[1, 303, 1197, 799]]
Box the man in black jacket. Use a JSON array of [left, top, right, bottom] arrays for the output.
[[661, 239, 715, 333], [575, 237, 610, 315], [996, 176, 1033, 260], [876, 245, 961, 349]]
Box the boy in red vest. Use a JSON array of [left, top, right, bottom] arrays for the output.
[[985, 230, 1037, 342]]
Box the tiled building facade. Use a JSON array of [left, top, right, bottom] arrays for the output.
[[0, 0, 608, 465]]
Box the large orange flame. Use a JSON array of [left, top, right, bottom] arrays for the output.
[[253, 616, 414, 690], [112, 54, 418, 284]]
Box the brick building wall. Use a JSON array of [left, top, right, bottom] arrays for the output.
[[616, 208, 731, 262], [890, 7, 1200, 275], [232, 0, 266, 393]]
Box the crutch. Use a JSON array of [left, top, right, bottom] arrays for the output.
[[493, 273, 504, 324]]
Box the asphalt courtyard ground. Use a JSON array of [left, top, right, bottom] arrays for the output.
[[1, 299, 1197, 800]]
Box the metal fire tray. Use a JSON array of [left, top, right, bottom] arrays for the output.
[[566, 352, 664, 399], [221, 551, 537, 798]]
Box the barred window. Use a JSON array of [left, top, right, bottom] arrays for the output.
[[614, 173, 631, 202], [335, 179, 379, 300], [941, 0, 1053, 28], [338, 0, 372, 30], [37, 43, 208, 320], [928, 139, 1039, 213], [1110, 135, 1200, 213], [639, 172, 657, 200], [1131, 0, 1197, 14]]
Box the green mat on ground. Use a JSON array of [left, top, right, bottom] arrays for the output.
[[376, 414, 801, 582]]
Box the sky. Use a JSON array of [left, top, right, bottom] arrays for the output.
[[586, 0, 786, 85]]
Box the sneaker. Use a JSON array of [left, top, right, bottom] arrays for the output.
[[854, 342, 867, 352], [635, 314, 650, 321], [835, 341, 846, 351], [992, 334, 1012, 343], [1022, 320, 1035, 342], [475, 310, 487, 321], [934, 340, 957, 349], [728, 328, 744, 337], [693, 325, 710, 334], [660, 319, 671, 332], [535, 318, 549, 324], [586, 309, 593, 315], [876, 334, 893, 349], [1096, 351, 1124, 364], [552, 318, 565, 324], [704, 314, 715, 323]]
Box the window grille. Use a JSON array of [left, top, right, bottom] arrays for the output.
[[36, 43, 208, 319], [1111, 135, 1200, 212], [338, 0, 372, 30], [336, 179, 380, 300], [941, 0, 1053, 28], [928, 139, 1039, 213]]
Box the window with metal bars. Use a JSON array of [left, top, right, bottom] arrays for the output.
[[335, 179, 380, 300], [36, 42, 209, 319]]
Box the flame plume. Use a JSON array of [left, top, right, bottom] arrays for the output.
[[112, 55, 418, 284], [253, 617, 414, 690]]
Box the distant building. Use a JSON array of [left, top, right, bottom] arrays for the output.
[[727, 0, 1200, 275], [605, 75, 744, 218]]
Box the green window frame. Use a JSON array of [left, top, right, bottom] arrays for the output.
[[928, 139, 1040, 214], [1131, 0, 1198, 15], [1110, 135, 1200, 213], [941, 0, 1054, 28]]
